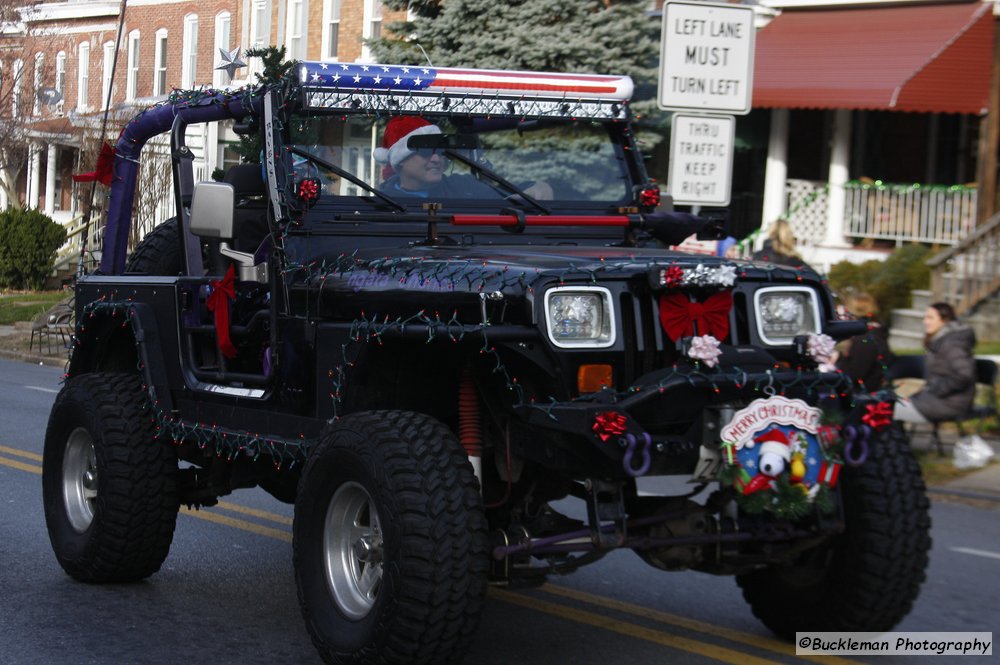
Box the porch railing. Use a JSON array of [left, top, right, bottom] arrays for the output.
[[843, 181, 977, 246], [927, 211, 1000, 316]]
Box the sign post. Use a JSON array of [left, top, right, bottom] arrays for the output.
[[658, 1, 756, 209]]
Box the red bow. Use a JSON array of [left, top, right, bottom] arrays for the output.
[[72, 141, 115, 186], [206, 265, 238, 359], [862, 402, 893, 431], [658, 291, 732, 341]]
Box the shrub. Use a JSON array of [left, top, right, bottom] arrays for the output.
[[0, 208, 67, 290], [828, 244, 931, 323]]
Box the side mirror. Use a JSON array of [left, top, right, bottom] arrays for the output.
[[190, 181, 235, 239]]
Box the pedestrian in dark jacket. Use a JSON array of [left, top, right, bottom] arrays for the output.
[[834, 295, 893, 392], [894, 302, 976, 423], [752, 219, 811, 270]]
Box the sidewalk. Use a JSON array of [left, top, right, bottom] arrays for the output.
[[0, 323, 68, 368]]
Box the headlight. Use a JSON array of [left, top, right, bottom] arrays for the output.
[[544, 286, 616, 348], [754, 286, 821, 344]]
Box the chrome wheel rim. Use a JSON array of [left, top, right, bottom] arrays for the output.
[[323, 481, 384, 619], [63, 427, 98, 533]]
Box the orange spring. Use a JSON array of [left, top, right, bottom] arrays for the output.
[[458, 366, 482, 458]]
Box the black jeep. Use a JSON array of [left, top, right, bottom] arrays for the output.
[[42, 62, 930, 665]]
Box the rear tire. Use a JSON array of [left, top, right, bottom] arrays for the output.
[[294, 410, 489, 665], [125, 218, 182, 276], [43, 373, 179, 583], [736, 423, 931, 637]]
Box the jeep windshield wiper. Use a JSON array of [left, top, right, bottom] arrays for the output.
[[443, 149, 551, 214], [289, 146, 406, 213]]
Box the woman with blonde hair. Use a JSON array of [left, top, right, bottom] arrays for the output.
[[753, 219, 809, 269]]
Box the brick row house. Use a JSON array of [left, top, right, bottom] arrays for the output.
[[0, 0, 397, 250]]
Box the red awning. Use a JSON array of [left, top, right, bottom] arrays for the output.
[[752, 1, 995, 114]]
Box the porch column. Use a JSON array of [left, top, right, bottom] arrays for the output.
[[0, 170, 8, 209], [27, 142, 41, 209], [823, 108, 852, 247], [761, 108, 789, 236], [44, 143, 58, 216]]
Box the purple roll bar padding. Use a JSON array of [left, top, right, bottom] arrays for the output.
[[100, 89, 261, 275]]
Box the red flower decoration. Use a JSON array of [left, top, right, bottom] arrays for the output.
[[862, 402, 893, 431], [592, 411, 628, 442], [639, 186, 661, 208], [298, 178, 319, 201], [661, 265, 684, 288]]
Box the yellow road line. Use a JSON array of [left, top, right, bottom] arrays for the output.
[[180, 506, 292, 542], [541, 584, 861, 665], [0, 454, 42, 474], [491, 588, 781, 665], [0, 444, 43, 462], [215, 500, 293, 525]]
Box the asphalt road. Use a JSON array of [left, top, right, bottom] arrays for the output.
[[1, 359, 997, 665]]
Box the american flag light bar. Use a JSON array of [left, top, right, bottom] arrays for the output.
[[295, 61, 634, 102]]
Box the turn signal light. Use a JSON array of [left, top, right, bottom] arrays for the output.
[[578, 364, 613, 393]]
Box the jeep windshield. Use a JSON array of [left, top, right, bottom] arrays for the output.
[[287, 112, 636, 215]]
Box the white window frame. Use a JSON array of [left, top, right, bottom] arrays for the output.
[[55, 52, 66, 113], [182, 14, 199, 89], [12, 58, 23, 117], [321, 0, 340, 60], [101, 41, 115, 110], [153, 29, 167, 96], [213, 11, 232, 87], [77, 43, 90, 110], [32, 53, 43, 116], [126, 30, 140, 101], [284, 0, 308, 61], [248, 0, 271, 79], [360, 0, 382, 62]]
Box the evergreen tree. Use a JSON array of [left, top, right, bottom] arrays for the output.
[[371, 0, 665, 151]]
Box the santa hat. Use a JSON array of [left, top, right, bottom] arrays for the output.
[[753, 429, 791, 462], [373, 117, 442, 170]]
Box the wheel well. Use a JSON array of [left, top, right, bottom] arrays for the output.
[[70, 318, 140, 375]]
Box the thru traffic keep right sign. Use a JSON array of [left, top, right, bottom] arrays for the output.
[[667, 114, 735, 207]]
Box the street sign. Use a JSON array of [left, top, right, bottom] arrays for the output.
[[658, 1, 755, 114], [667, 114, 735, 207]]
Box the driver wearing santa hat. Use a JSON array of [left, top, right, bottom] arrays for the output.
[[374, 116, 552, 200]]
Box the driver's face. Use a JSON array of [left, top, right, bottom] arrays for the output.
[[397, 151, 444, 191]]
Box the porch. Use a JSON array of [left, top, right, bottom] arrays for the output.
[[783, 178, 978, 269]]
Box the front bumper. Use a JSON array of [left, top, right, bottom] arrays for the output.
[[512, 363, 859, 479]]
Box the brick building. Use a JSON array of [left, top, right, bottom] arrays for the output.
[[0, 0, 399, 243]]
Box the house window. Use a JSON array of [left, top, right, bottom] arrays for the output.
[[101, 41, 115, 109], [32, 53, 43, 116], [126, 30, 140, 101], [285, 0, 307, 61], [248, 0, 271, 78], [55, 52, 66, 113], [12, 58, 23, 117], [153, 29, 167, 96], [322, 0, 340, 60], [213, 12, 232, 87], [182, 15, 199, 88], [361, 0, 382, 62], [77, 43, 89, 109]]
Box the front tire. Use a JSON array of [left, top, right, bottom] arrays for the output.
[[43, 373, 179, 582], [737, 423, 931, 637], [294, 411, 489, 665]]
